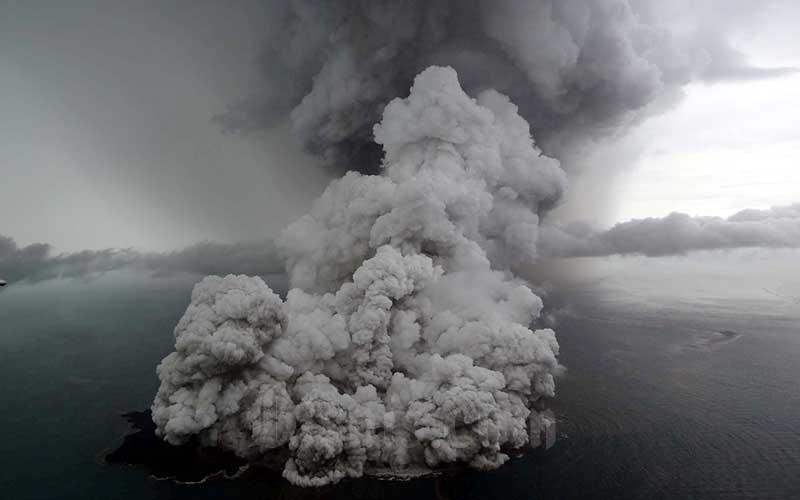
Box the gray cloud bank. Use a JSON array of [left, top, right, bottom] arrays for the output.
[[4, 203, 798, 285], [0, 235, 283, 285], [540, 203, 800, 258]]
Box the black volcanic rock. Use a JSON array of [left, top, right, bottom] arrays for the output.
[[106, 410, 256, 483], [106, 409, 529, 492]]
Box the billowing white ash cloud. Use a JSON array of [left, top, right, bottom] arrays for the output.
[[152, 67, 564, 486], [539, 203, 800, 257]]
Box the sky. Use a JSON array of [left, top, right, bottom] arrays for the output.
[[0, 0, 329, 252], [0, 0, 798, 254], [551, 2, 800, 225], [610, 74, 800, 222]]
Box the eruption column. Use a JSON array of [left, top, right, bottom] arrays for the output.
[[151, 66, 566, 486]]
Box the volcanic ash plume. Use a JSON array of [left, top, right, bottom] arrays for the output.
[[151, 66, 565, 486], [220, 0, 784, 171]]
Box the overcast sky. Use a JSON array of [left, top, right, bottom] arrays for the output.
[[0, 0, 329, 252], [613, 74, 800, 222], [1, 0, 798, 253], [551, 1, 800, 225]]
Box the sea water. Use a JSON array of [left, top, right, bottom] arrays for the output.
[[0, 260, 798, 499]]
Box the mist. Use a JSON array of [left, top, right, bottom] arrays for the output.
[[0, 234, 283, 284]]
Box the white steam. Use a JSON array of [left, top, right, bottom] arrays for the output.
[[152, 67, 564, 486]]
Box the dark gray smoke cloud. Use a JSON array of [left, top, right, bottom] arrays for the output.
[[0, 235, 283, 285], [216, 0, 792, 170], [540, 203, 800, 257]]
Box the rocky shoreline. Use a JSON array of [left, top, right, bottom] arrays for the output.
[[106, 410, 258, 483], [105, 410, 453, 485]]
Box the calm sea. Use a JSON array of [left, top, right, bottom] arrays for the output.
[[0, 263, 798, 499]]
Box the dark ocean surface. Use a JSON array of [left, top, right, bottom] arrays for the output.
[[1, 262, 798, 499]]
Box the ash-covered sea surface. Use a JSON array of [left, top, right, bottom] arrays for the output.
[[1, 259, 799, 499]]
